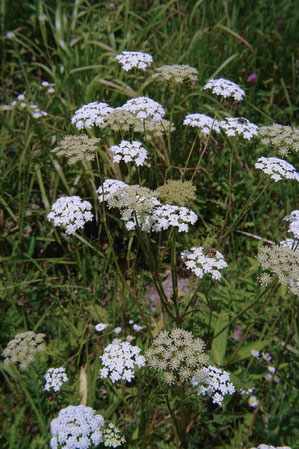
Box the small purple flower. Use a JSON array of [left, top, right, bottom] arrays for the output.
[[247, 73, 257, 85]]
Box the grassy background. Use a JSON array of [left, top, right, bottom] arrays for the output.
[[0, 1, 298, 448]]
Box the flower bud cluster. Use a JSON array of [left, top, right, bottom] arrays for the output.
[[152, 64, 198, 83], [52, 135, 100, 165], [258, 123, 299, 156], [3, 331, 46, 371], [145, 329, 208, 385], [103, 423, 126, 447]]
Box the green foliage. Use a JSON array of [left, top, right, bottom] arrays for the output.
[[0, 1, 298, 449]]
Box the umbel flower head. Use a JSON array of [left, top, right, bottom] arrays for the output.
[[104, 107, 174, 139], [152, 64, 198, 83], [255, 157, 299, 182], [203, 78, 245, 101], [51, 135, 100, 165], [3, 331, 46, 371], [150, 204, 198, 233], [99, 341, 146, 383], [115, 51, 153, 71], [50, 405, 104, 449], [108, 140, 148, 166], [103, 423, 126, 447], [181, 246, 228, 280], [284, 210, 299, 238], [219, 117, 258, 140], [47, 196, 93, 235], [183, 113, 221, 135], [257, 242, 299, 295], [145, 328, 208, 385], [156, 179, 196, 206], [192, 365, 235, 405], [97, 179, 129, 203], [44, 367, 68, 392], [71, 101, 114, 130], [107, 184, 161, 232], [122, 96, 165, 121], [258, 124, 299, 156]]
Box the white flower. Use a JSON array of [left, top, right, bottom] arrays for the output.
[[17, 94, 25, 101], [255, 157, 299, 182], [261, 352, 272, 362], [203, 78, 245, 101], [249, 445, 291, 449], [219, 117, 258, 140], [280, 238, 298, 250], [150, 204, 198, 233], [71, 102, 114, 130], [50, 405, 104, 449], [121, 96, 165, 122], [192, 365, 235, 406], [133, 324, 142, 332], [6, 31, 15, 39], [240, 388, 255, 395], [115, 51, 153, 71], [47, 87, 55, 94], [47, 196, 93, 235], [126, 335, 134, 342], [99, 341, 146, 383], [284, 210, 299, 239], [97, 179, 128, 203], [95, 323, 108, 332], [183, 113, 221, 135], [44, 368, 68, 392], [181, 247, 228, 280], [109, 140, 148, 166], [248, 395, 259, 408], [251, 349, 260, 358], [113, 327, 122, 334]]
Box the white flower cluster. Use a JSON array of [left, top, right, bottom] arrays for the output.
[[249, 445, 292, 449], [47, 196, 93, 235], [255, 157, 299, 182], [219, 117, 258, 140], [192, 365, 235, 405], [280, 238, 298, 250], [150, 204, 198, 233], [72, 102, 114, 130], [115, 51, 153, 71], [108, 140, 148, 166], [250, 350, 272, 362], [181, 247, 228, 280], [50, 405, 104, 449], [203, 78, 245, 101], [264, 366, 280, 383], [183, 113, 221, 135], [99, 341, 146, 383], [284, 210, 299, 238], [122, 96, 165, 121], [97, 179, 128, 203], [44, 367, 68, 392], [240, 387, 255, 395]]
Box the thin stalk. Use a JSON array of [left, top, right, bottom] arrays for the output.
[[170, 227, 180, 323]]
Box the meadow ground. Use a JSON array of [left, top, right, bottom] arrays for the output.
[[0, 1, 298, 448]]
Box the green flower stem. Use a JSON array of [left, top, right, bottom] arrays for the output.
[[165, 393, 181, 449], [170, 227, 180, 323], [181, 129, 200, 179], [227, 279, 279, 364]]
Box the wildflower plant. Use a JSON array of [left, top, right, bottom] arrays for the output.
[[203, 78, 245, 100], [155, 180, 196, 206], [115, 51, 153, 71], [183, 113, 221, 135], [3, 331, 46, 371], [71, 102, 114, 130], [108, 140, 148, 166], [255, 157, 299, 182], [181, 247, 228, 280], [258, 124, 299, 156], [102, 423, 125, 447], [192, 365, 235, 405], [219, 117, 259, 140]]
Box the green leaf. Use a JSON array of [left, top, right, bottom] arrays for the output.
[[85, 305, 109, 323], [211, 311, 229, 365]]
